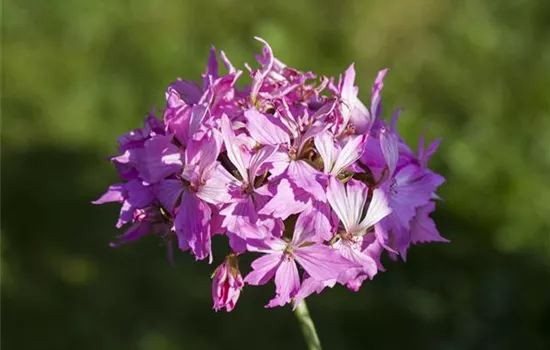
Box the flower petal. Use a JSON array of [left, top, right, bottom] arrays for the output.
[[287, 160, 326, 201], [292, 276, 336, 309], [344, 179, 369, 232], [314, 131, 336, 174], [187, 105, 209, 141], [220, 114, 248, 182], [169, 79, 202, 105], [248, 145, 278, 181], [294, 244, 357, 281], [138, 134, 183, 184], [358, 188, 392, 231], [410, 202, 449, 245], [371, 69, 388, 119], [331, 134, 367, 175], [310, 200, 338, 241], [244, 253, 283, 285], [245, 109, 290, 146], [389, 165, 445, 229], [155, 179, 183, 213], [92, 184, 124, 204], [260, 178, 311, 220], [220, 50, 236, 74], [291, 209, 320, 247], [266, 258, 300, 308], [380, 127, 399, 176], [334, 239, 377, 279], [175, 191, 213, 262], [326, 176, 354, 232], [196, 164, 234, 205]]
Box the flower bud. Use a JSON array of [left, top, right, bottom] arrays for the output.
[[212, 254, 243, 312]]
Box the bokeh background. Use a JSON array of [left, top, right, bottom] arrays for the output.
[[3, 0, 550, 349]]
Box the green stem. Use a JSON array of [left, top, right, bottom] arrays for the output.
[[293, 300, 322, 350]]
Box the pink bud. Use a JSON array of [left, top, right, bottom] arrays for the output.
[[212, 254, 244, 312]]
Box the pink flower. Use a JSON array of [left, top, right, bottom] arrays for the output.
[[154, 132, 231, 262], [245, 210, 359, 307], [94, 37, 447, 311], [326, 177, 392, 290]]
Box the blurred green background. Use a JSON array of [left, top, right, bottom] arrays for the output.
[[3, 0, 550, 349]]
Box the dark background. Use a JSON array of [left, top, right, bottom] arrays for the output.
[[2, 0, 550, 349]]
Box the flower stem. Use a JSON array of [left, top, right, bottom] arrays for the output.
[[293, 300, 322, 350]]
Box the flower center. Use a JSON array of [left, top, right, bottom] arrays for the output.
[[284, 244, 295, 259]]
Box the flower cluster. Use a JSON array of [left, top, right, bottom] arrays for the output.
[[94, 38, 447, 311]]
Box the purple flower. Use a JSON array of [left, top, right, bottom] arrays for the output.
[[212, 254, 244, 312], [155, 132, 231, 262], [94, 37, 447, 311], [245, 210, 359, 307], [326, 177, 391, 290], [93, 182, 171, 248]]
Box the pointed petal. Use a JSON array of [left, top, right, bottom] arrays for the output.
[[419, 137, 442, 168], [92, 184, 124, 204], [341, 63, 356, 102], [390, 165, 445, 229], [199, 129, 223, 172], [196, 164, 233, 205], [371, 69, 388, 119], [380, 127, 399, 176], [326, 177, 354, 232], [410, 202, 449, 244], [244, 253, 283, 285], [310, 200, 338, 241], [296, 106, 334, 151], [206, 46, 218, 79], [314, 131, 336, 174], [292, 276, 336, 309], [110, 220, 151, 247], [266, 150, 290, 177], [390, 225, 411, 260], [374, 221, 397, 253], [334, 240, 377, 278], [287, 160, 325, 201], [390, 107, 403, 131], [344, 179, 369, 232], [254, 37, 274, 76], [361, 232, 386, 271], [221, 198, 258, 232], [175, 191, 212, 262], [339, 64, 357, 128], [138, 134, 183, 184], [291, 209, 319, 247], [169, 79, 202, 105], [220, 115, 248, 181], [259, 179, 311, 220], [155, 179, 183, 213], [245, 109, 290, 146], [248, 145, 278, 181], [117, 201, 134, 228], [267, 258, 300, 308], [360, 133, 387, 172], [295, 244, 357, 281], [331, 134, 367, 175], [358, 188, 392, 231], [246, 234, 287, 253], [187, 105, 208, 141], [125, 179, 155, 208], [220, 50, 236, 74], [349, 96, 372, 135]]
